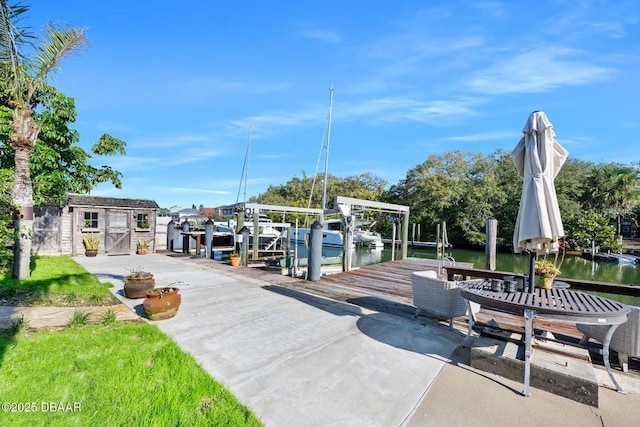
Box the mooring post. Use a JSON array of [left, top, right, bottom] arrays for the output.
[[343, 215, 354, 272], [391, 222, 396, 261], [436, 223, 441, 259], [485, 218, 497, 271], [181, 219, 190, 252], [204, 219, 213, 258], [308, 221, 323, 281], [401, 211, 409, 259], [239, 226, 250, 266], [167, 220, 176, 251], [411, 223, 416, 247]]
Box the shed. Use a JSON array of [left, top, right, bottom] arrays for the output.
[[65, 193, 160, 256]]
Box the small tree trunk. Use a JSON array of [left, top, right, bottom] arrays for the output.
[[11, 108, 39, 280]]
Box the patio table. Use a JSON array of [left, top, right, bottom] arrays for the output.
[[459, 281, 631, 396]]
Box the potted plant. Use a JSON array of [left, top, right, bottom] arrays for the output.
[[143, 286, 181, 320], [136, 239, 151, 255], [82, 233, 99, 257], [229, 252, 241, 267], [534, 259, 561, 289], [123, 268, 155, 298]]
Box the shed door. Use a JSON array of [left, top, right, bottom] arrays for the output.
[[105, 210, 130, 254], [33, 207, 61, 253]]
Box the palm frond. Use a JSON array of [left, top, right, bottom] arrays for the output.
[[29, 24, 87, 100], [0, 1, 31, 101], [0, 1, 32, 60]]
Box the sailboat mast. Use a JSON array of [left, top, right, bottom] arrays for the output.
[[320, 88, 334, 222], [236, 126, 252, 205]]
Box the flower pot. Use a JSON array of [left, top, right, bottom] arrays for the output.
[[536, 274, 555, 290], [230, 256, 240, 267], [136, 248, 147, 255], [143, 287, 181, 320], [124, 274, 156, 298], [85, 249, 98, 257]]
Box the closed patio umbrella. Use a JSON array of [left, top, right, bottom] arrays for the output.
[[512, 111, 568, 292]]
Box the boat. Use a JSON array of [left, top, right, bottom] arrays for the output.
[[353, 229, 384, 248], [244, 215, 288, 250], [289, 227, 344, 248], [352, 220, 384, 248], [582, 251, 637, 265]]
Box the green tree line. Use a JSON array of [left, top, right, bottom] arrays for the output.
[[253, 150, 640, 253]]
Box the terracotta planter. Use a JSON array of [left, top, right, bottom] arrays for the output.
[[230, 256, 241, 267], [124, 274, 156, 298], [85, 249, 98, 257], [535, 274, 555, 290], [143, 287, 181, 320], [136, 248, 148, 255]]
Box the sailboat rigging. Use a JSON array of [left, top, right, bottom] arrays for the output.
[[236, 126, 252, 205], [306, 88, 335, 225]]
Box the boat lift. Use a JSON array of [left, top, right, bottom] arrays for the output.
[[242, 203, 323, 260], [242, 198, 410, 272], [334, 196, 410, 270]]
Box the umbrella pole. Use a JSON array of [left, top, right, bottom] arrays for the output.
[[528, 252, 536, 293]]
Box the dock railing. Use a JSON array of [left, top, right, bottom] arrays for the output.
[[446, 266, 640, 297]]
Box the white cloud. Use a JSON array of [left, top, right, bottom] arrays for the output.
[[179, 78, 291, 95], [134, 133, 218, 149], [467, 46, 614, 94], [159, 186, 232, 195], [341, 97, 481, 124], [441, 131, 516, 142]]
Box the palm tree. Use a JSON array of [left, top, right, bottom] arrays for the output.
[[0, 1, 86, 278], [586, 164, 640, 235]]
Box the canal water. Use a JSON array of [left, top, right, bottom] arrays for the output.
[[349, 245, 640, 306]]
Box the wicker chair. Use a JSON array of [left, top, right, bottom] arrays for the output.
[[577, 305, 640, 372], [411, 271, 481, 330]]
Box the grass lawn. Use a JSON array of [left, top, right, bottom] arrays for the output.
[[0, 256, 117, 306], [0, 322, 262, 426]]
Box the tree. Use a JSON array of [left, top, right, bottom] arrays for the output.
[[584, 163, 640, 235], [566, 209, 621, 253], [1, 88, 126, 205], [249, 172, 387, 225], [382, 151, 514, 245], [0, 1, 86, 278]]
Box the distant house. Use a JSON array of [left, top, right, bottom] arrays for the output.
[[217, 203, 242, 217], [619, 218, 637, 238], [176, 208, 199, 219], [32, 193, 160, 256], [199, 207, 219, 218]]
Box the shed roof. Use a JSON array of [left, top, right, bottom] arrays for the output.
[[66, 193, 159, 209]]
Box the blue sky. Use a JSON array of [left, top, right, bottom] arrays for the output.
[[27, 1, 640, 210]]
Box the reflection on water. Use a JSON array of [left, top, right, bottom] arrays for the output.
[[396, 246, 640, 306], [290, 244, 383, 267]]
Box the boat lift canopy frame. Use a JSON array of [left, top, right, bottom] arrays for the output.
[[334, 196, 410, 260], [242, 203, 324, 259], [242, 199, 410, 261]]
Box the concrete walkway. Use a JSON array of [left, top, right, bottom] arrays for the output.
[[9, 253, 640, 426], [74, 254, 463, 426]]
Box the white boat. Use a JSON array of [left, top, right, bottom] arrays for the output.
[[243, 215, 291, 251], [353, 229, 384, 248], [289, 227, 344, 248]]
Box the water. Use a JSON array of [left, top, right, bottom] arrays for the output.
[[352, 245, 640, 306]]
